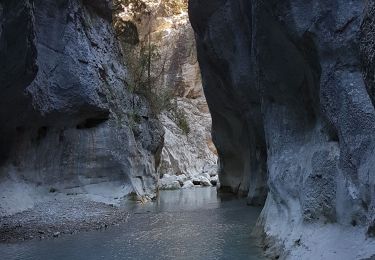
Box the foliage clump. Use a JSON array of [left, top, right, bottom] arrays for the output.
[[114, 0, 190, 134], [172, 106, 190, 135]]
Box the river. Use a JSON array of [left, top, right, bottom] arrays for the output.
[[0, 187, 264, 260]]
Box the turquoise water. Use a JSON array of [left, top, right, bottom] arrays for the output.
[[0, 187, 264, 260]]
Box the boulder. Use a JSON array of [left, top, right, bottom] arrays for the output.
[[182, 180, 195, 189], [202, 164, 218, 177], [159, 175, 183, 190], [198, 176, 212, 187], [192, 177, 201, 186], [159, 180, 181, 191], [201, 172, 211, 181], [176, 174, 188, 185], [210, 175, 218, 186]]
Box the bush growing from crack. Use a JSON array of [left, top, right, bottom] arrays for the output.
[[173, 106, 190, 135], [114, 1, 190, 134]]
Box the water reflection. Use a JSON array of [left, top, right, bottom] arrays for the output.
[[0, 187, 264, 260], [129, 187, 221, 213]]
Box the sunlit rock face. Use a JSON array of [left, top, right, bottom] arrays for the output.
[[159, 98, 217, 179], [115, 0, 218, 187], [189, 0, 375, 257], [153, 12, 218, 183], [0, 0, 164, 215]]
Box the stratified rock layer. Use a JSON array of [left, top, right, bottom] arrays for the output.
[[0, 0, 163, 215], [189, 0, 375, 258]]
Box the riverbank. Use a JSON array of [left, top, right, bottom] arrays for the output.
[[0, 187, 264, 260], [256, 197, 375, 260], [0, 195, 132, 243], [0, 186, 230, 244], [0, 182, 222, 244], [261, 222, 375, 260]]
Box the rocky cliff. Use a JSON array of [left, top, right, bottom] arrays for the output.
[[115, 0, 218, 189], [0, 0, 164, 215], [189, 0, 375, 258]]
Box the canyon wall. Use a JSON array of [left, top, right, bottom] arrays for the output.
[[0, 0, 216, 216], [115, 0, 217, 186], [189, 0, 375, 258], [0, 0, 164, 215]]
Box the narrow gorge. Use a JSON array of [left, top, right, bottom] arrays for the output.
[[0, 0, 375, 259]]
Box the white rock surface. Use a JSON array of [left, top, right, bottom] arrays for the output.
[[259, 194, 375, 259], [159, 179, 181, 190], [176, 174, 188, 185], [203, 164, 218, 177], [201, 172, 211, 181], [152, 7, 218, 184], [199, 177, 212, 187], [182, 180, 195, 189], [159, 99, 217, 179]]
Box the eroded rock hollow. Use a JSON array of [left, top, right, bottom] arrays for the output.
[[189, 0, 375, 257]]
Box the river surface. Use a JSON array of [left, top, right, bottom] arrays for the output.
[[0, 187, 264, 260]]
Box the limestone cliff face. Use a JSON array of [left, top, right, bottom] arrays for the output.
[[0, 0, 164, 214], [189, 0, 375, 257], [115, 0, 217, 183]]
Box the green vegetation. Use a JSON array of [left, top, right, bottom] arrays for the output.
[[171, 104, 190, 135], [114, 1, 190, 134], [121, 37, 173, 115]]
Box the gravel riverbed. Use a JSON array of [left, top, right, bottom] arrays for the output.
[[0, 196, 132, 243]]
